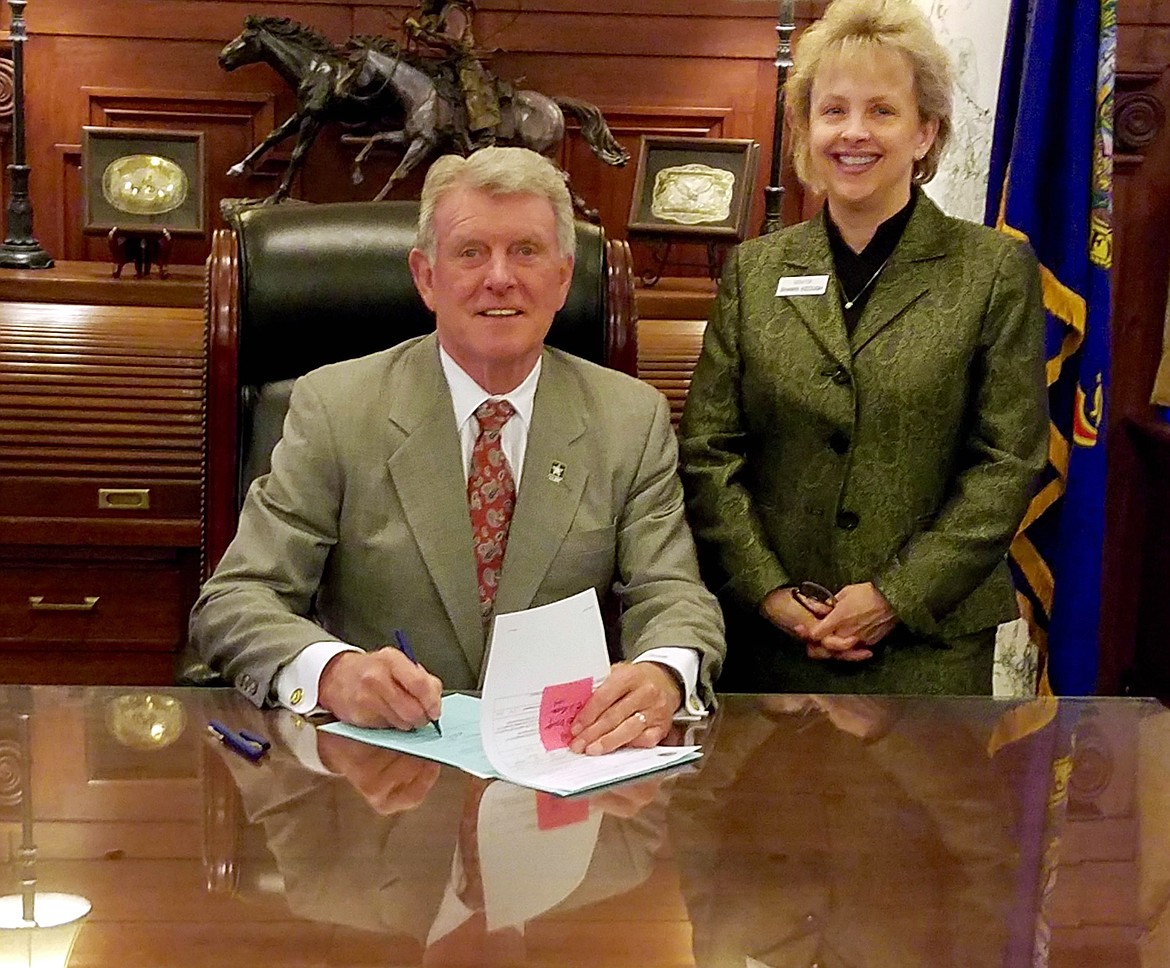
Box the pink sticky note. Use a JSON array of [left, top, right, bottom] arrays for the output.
[[539, 677, 594, 751], [536, 790, 590, 828]]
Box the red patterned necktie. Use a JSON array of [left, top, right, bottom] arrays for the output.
[[468, 398, 516, 617]]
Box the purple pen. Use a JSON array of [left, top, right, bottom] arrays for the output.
[[208, 720, 267, 761], [393, 630, 443, 737]]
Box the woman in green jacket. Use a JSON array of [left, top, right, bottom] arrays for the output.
[[678, 0, 1047, 694]]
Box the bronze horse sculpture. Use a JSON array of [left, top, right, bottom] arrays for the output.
[[218, 16, 629, 213]]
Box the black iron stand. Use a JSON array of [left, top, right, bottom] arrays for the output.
[[0, 0, 52, 269]]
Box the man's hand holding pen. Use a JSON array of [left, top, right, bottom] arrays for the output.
[[318, 645, 443, 731]]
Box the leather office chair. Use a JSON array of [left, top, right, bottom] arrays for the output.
[[202, 200, 637, 580]]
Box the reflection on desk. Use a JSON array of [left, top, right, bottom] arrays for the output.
[[0, 687, 1166, 967]]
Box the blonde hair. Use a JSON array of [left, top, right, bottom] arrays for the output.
[[415, 147, 576, 258], [786, 0, 953, 187]]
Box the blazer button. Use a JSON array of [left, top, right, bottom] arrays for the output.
[[836, 510, 860, 531], [828, 430, 850, 455], [832, 365, 851, 386]]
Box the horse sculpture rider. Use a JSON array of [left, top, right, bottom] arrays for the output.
[[403, 0, 502, 150]]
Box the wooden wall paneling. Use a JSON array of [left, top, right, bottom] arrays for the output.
[[8, 1, 784, 266], [1101, 3, 1170, 695], [76, 87, 283, 263], [561, 104, 734, 270], [1131, 422, 1170, 696], [51, 144, 82, 262], [480, 6, 777, 262], [13, 2, 357, 42], [1112, 74, 1170, 421]]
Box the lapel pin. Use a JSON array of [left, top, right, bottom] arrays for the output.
[[548, 461, 566, 484]]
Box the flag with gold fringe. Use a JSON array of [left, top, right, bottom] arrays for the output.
[[985, 0, 1115, 694]]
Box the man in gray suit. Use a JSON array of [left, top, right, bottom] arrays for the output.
[[191, 147, 724, 755]]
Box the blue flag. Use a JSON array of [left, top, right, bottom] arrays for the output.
[[985, 0, 1115, 694]]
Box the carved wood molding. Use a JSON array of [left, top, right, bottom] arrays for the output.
[[590, 106, 734, 140], [52, 143, 81, 261], [0, 55, 12, 134], [82, 87, 277, 147], [1117, 73, 1165, 157]]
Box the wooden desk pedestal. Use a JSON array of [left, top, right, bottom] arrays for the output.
[[0, 300, 205, 683]]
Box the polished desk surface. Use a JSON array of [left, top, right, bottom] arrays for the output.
[[1, 688, 1166, 967]]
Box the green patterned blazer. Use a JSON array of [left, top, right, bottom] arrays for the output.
[[678, 193, 1047, 691]]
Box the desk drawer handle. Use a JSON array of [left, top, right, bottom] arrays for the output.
[[98, 488, 150, 510], [28, 596, 100, 612]]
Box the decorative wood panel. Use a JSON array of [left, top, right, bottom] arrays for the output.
[[1100, 2, 1170, 695], [63, 89, 276, 263], [0, 302, 206, 684], [0, 304, 204, 484], [637, 317, 707, 426]]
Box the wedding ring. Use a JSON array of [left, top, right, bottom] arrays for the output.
[[633, 711, 648, 726]]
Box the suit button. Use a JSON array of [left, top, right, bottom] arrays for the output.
[[828, 431, 850, 454], [836, 510, 860, 530], [831, 366, 851, 386]]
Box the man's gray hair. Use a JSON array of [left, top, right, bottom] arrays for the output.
[[415, 147, 576, 259]]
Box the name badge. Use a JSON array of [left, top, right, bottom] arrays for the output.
[[775, 274, 830, 297]]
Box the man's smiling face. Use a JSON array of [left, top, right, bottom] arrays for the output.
[[409, 186, 574, 393]]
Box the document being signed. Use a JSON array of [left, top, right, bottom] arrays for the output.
[[479, 589, 701, 796], [320, 590, 700, 796]]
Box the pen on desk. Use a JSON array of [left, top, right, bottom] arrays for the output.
[[238, 728, 271, 751], [393, 629, 443, 737], [207, 720, 268, 761]]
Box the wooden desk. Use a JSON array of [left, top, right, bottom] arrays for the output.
[[0, 300, 205, 683], [634, 279, 714, 427], [0, 688, 1158, 967], [0, 260, 204, 309]]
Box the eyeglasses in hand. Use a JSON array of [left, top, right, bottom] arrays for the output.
[[791, 581, 837, 615]]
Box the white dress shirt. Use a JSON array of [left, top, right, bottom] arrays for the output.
[[273, 346, 704, 718]]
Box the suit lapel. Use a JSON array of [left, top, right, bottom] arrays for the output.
[[385, 336, 485, 675], [493, 350, 588, 615], [774, 213, 852, 369], [849, 193, 951, 354]]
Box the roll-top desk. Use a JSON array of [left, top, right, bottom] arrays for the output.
[[0, 264, 205, 683]]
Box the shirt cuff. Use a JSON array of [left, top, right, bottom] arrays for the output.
[[634, 647, 707, 720], [272, 710, 335, 775], [273, 641, 362, 714]]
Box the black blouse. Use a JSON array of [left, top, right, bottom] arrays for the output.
[[825, 189, 918, 335]]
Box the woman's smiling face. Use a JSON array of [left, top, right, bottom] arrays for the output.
[[807, 44, 939, 224]]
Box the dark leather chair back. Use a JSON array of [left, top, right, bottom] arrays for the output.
[[203, 200, 636, 578]]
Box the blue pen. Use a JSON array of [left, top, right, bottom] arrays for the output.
[[208, 720, 268, 761], [238, 728, 271, 751], [393, 629, 443, 737]]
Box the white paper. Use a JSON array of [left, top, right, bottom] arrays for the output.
[[477, 781, 602, 931], [480, 589, 701, 796]]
